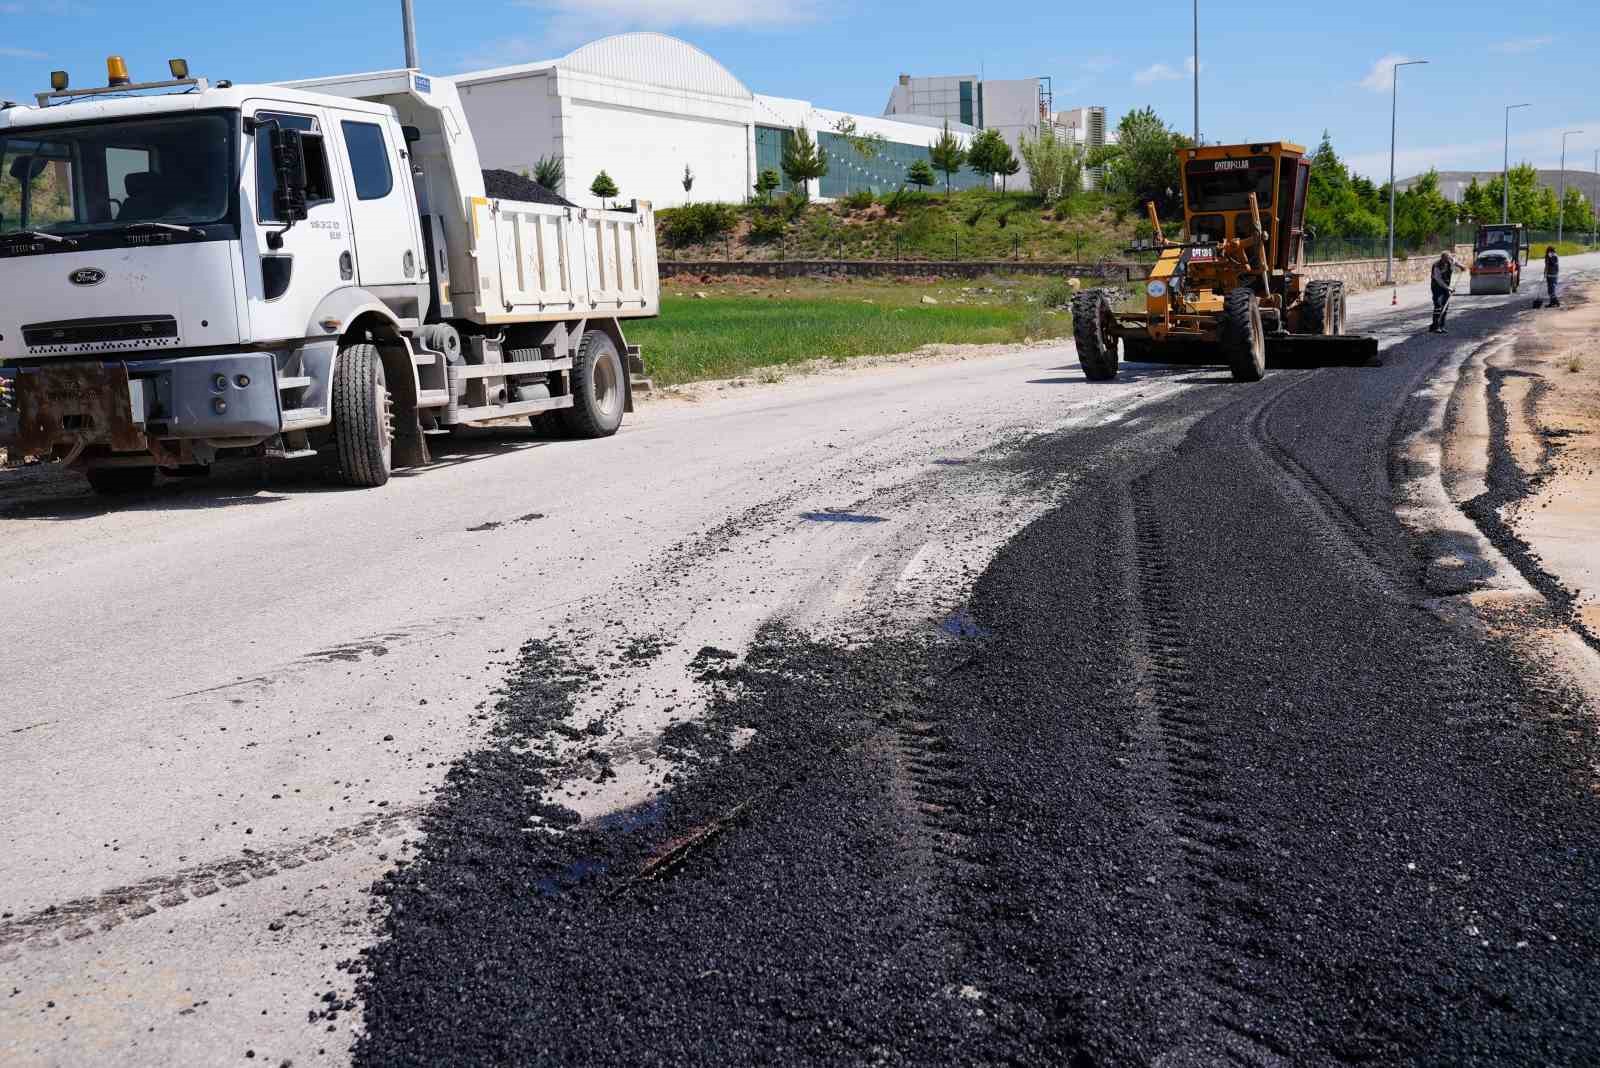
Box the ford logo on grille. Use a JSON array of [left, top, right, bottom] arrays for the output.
[[69, 268, 106, 287]]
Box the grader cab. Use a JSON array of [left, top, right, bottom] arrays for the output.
[[1073, 141, 1379, 382]]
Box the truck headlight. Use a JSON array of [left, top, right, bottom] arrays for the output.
[[1147, 280, 1168, 299]]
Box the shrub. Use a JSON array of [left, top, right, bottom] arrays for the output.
[[748, 212, 787, 244], [1038, 280, 1077, 308], [658, 202, 738, 246], [843, 189, 875, 211]]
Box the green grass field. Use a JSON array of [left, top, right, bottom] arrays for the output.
[[627, 278, 1076, 385]]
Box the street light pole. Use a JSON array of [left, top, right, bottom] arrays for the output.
[[1558, 129, 1584, 245], [1386, 59, 1428, 286], [1193, 0, 1199, 144], [401, 0, 420, 70], [1503, 103, 1529, 224], [1592, 148, 1598, 247]]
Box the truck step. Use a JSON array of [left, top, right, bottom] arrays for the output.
[[449, 395, 574, 423], [277, 376, 313, 391], [417, 389, 451, 408], [266, 447, 319, 460], [630, 376, 655, 395], [281, 408, 326, 431], [449, 357, 573, 382]]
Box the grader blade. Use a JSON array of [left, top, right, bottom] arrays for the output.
[[1266, 333, 1380, 367]]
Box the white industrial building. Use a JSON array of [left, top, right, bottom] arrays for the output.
[[884, 73, 1111, 191], [452, 33, 984, 209]]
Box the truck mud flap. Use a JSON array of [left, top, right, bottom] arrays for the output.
[[14, 361, 145, 455], [1266, 334, 1380, 368]]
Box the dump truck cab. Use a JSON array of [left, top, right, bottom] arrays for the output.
[[1073, 139, 1374, 384]]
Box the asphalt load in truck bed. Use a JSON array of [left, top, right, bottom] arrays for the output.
[[351, 300, 1600, 1066]]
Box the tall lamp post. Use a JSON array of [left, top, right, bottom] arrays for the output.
[[1557, 129, 1584, 245], [1193, 0, 1199, 144], [1502, 103, 1529, 223], [1592, 148, 1598, 247], [1385, 59, 1428, 286], [401, 0, 420, 69]]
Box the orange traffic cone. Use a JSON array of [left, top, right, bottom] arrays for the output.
[[1392, 288, 1398, 306]]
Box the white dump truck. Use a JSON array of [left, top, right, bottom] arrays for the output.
[[0, 59, 659, 491]]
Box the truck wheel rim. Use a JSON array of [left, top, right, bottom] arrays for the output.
[[594, 351, 621, 418], [376, 361, 393, 468]]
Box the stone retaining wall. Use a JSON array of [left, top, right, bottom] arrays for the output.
[[658, 246, 1474, 292]]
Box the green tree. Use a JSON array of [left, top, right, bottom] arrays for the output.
[[754, 168, 780, 203], [681, 164, 695, 200], [1480, 163, 1546, 225], [1091, 107, 1190, 217], [1304, 132, 1384, 239], [966, 129, 1008, 187], [928, 122, 968, 196], [589, 170, 619, 209], [781, 125, 828, 198], [1019, 130, 1084, 201], [531, 155, 565, 192], [1560, 187, 1594, 233], [997, 147, 1021, 195], [905, 158, 936, 191], [1392, 169, 1456, 248]]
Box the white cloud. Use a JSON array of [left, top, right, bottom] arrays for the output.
[[1359, 53, 1424, 93], [0, 46, 46, 58], [1491, 35, 1553, 54], [1134, 63, 1181, 84], [1344, 120, 1600, 180]]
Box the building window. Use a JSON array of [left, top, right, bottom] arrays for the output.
[[754, 125, 796, 194], [817, 131, 986, 199], [959, 81, 974, 127]]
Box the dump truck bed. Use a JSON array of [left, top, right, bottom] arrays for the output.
[[467, 198, 660, 324]]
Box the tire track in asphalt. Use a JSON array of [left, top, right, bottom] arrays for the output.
[[1126, 475, 1291, 1067]]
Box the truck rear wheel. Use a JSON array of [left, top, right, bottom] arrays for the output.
[[332, 341, 393, 488], [86, 465, 156, 496], [1302, 280, 1334, 335], [560, 330, 626, 438], [1331, 282, 1348, 335], [1222, 287, 1266, 382], [1072, 289, 1119, 381]]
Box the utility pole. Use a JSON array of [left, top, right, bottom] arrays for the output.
[[1592, 148, 1598, 247], [402, 0, 420, 70], [1192, 0, 1199, 144], [1558, 129, 1584, 245], [1502, 103, 1529, 224], [1385, 59, 1428, 286]]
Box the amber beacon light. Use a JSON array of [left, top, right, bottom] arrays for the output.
[[106, 55, 130, 86]]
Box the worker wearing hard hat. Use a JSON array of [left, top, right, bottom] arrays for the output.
[[1429, 251, 1468, 334]]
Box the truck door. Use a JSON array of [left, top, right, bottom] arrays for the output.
[[336, 116, 422, 295], [242, 103, 355, 345]]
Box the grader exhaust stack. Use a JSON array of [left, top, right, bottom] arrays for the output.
[[1073, 140, 1379, 382]]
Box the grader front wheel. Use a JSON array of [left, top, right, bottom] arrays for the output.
[[1072, 289, 1120, 382], [1222, 287, 1267, 382]]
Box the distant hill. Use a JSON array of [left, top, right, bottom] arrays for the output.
[[1397, 169, 1600, 206]]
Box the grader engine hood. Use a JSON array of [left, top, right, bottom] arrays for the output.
[[0, 241, 243, 362]]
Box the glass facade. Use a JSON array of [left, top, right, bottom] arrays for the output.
[[959, 81, 974, 127], [817, 131, 984, 198], [754, 125, 796, 194]]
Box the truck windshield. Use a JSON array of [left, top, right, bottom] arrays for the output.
[[0, 113, 235, 237], [1185, 158, 1275, 213]]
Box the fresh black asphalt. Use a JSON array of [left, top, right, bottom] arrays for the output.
[[350, 292, 1600, 1066]]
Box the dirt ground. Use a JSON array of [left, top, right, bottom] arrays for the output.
[[1503, 287, 1600, 633]]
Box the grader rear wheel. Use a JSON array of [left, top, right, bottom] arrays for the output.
[[1302, 280, 1334, 335]]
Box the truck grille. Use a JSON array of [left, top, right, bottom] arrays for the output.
[[22, 315, 180, 352]]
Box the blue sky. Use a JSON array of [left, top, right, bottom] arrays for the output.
[[3, 0, 1596, 183]]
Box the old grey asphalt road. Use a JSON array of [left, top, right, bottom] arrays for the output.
[[3, 259, 1594, 1065]]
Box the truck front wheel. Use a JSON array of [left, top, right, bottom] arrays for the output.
[[561, 330, 626, 438], [332, 341, 393, 487]]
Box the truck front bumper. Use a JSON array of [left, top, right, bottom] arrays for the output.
[[0, 352, 282, 457]]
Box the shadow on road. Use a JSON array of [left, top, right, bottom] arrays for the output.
[[0, 426, 566, 521]]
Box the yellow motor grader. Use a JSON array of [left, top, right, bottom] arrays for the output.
[[1073, 140, 1379, 382]]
